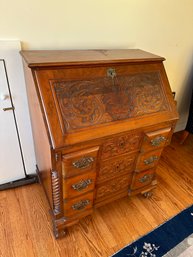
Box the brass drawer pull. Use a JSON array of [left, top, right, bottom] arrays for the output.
[[72, 179, 92, 191], [144, 155, 159, 165], [139, 174, 153, 183], [72, 156, 94, 169], [72, 199, 90, 210], [151, 136, 166, 146]]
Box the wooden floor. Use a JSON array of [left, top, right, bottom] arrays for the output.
[[1, 132, 193, 257]]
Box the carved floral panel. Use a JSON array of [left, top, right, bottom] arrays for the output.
[[101, 132, 141, 159], [98, 154, 136, 182], [50, 72, 169, 132], [96, 176, 131, 199]]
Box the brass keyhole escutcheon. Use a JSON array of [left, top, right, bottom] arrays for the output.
[[107, 68, 116, 79]]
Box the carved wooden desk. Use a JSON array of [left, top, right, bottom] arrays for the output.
[[21, 49, 178, 238]]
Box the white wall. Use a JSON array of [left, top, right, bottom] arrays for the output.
[[1, 0, 193, 130]]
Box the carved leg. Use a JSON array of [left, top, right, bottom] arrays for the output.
[[53, 226, 66, 239], [142, 191, 153, 198], [53, 217, 67, 239], [52, 215, 82, 238], [180, 130, 189, 144], [53, 219, 66, 239]]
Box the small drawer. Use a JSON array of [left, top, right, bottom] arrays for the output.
[[135, 149, 163, 172], [97, 153, 136, 183], [63, 171, 96, 199], [96, 174, 132, 199], [63, 191, 94, 217], [131, 169, 156, 189], [62, 146, 99, 178], [141, 127, 171, 153], [101, 132, 141, 160]]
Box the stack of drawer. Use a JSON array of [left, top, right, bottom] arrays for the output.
[[62, 147, 99, 219], [61, 126, 172, 217], [95, 131, 141, 206], [130, 127, 172, 193]]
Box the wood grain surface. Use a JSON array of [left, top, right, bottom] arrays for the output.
[[0, 132, 193, 257], [20, 49, 165, 67]]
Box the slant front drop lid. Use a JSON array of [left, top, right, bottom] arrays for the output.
[[21, 49, 179, 238], [51, 71, 168, 131]]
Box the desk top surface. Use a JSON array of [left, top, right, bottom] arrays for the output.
[[20, 49, 165, 68]]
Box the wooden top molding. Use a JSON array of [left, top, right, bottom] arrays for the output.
[[20, 49, 165, 68]]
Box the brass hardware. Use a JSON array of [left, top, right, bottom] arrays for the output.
[[143, 191, 153, 198], [55, 153, 60, 162], [72, 179, 92, 191], [3, 106, 14, 111], [72, 199, 90, 210], [107, 68, 116, 79], [139, 174, 153, 183], [72, 156, 94, 169], [118, 141, 125, 148], [151, 136, 166, 146], [144, 155, 159, 165]]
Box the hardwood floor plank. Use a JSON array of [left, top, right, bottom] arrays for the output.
[[21, 185, 62, 257], [0, 194, 15, 257], [0, 132, 193, 257], [3, 189, 36, 257]]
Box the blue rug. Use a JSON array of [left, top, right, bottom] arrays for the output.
[[112, 205, 193, 257]]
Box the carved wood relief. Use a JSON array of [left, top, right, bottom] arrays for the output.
[[101, 132, 141, 159], [98, 154, 136, 182], [50, 72, 169, 132], [51, 170, 61, 215], [96, 176, 131, 199]]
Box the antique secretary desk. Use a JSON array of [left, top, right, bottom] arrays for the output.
[[21, 49, 178, 238]]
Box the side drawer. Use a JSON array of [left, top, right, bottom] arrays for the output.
[[62, 146, 99, 178], [63, 171, 96, 199], [130, 168, 156, 190], [135, 149, 163, 172], [141, 127, 171, 153], [63, 191, 94, 218]]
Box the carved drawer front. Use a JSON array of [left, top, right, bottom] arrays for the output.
[[141, 127, 171, 153], [63, 171, 96, 199], [62, 146, 99, 178], [101, 132, 141, 160], [135, 149, 163, 172], [63, 191, 94, 217], [131, 168, 156, 190], [95, 175, 132, 199], [97, 153, 136, 183]]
